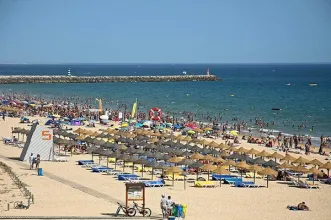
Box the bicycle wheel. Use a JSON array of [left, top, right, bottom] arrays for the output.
[[115, 207, 120, 216], [127, 208, 136, 217], [142, 208, 152, 217], [14, 202, 20, 209]]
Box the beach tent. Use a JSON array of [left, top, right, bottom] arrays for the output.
[[20, 124, 54, 161]]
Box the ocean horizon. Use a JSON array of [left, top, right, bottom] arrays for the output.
[[1, 63, 331, 144]]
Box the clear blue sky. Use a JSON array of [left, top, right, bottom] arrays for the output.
[[1, 0, 331, 64]]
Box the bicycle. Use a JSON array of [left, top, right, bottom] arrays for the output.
[[14, 201, 29, 209], [127, 201, 152, 217], [115, 202, 135, 217]]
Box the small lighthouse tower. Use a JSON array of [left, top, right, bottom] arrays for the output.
[[206, 68, 210, 76]]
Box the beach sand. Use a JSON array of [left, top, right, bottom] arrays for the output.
[[0, 117, 330, 220]]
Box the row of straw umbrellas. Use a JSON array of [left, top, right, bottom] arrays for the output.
[[13, 127, 331, 188]]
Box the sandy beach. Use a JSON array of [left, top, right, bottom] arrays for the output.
[[0, 117, 331, 220]]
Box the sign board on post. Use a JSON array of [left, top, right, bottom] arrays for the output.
[[125, 183, 145, 216]]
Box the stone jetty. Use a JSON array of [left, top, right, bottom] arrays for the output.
[[0, 75, 220, 84]]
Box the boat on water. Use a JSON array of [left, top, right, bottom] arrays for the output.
[[309, 83, 317, 86], [272, 108, 281, 111], [286, 83, 291, 86]]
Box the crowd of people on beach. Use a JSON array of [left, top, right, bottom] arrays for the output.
[[1, 92, 330, 151]]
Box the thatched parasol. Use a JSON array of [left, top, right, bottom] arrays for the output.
[[320, 162, 331, 177], [213, 166, 231, 186], [200, 163, 216, 180], [257, 150, 271, 158], [293, 156, 310, 165], [278, 162, 293, 169], [258, 167, 277, 188], [309, 167, 322, 184], [166, 166, 183, 186], [248, 164, 263, 183], [190, 153, 205, 160], [233, 147, 248, 154], [269, 152, 284, 161], [308, 159, 324, 167], [281, 153, 296, 162], [246, 148, 260, 156], [167, 156, 183, 164], [204, 154, 215, 161]]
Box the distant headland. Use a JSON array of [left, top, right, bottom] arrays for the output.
[[0, 75, 220, 84]]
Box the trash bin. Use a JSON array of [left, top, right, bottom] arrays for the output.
[[37, 168, 43, 176]]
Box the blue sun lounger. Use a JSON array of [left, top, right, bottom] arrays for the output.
[[118, 174, 139, 181], [144, 181, 165, 187], [223, 177, 243, 185], [77, 160, 94, 165], [92, 167, 112, 173], [212, 174, 239, 180]]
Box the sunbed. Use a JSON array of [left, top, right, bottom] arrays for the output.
[[223, 177, 243, 185], [54, 157, 69, 162], [92, 167, 112, 173], [118, 174, 139, 180], [212, 174, 239, 181], [245, 172, 263, 179], [298, 181, 320, 189], [194, 181, 218, 188], [77, 160, 94, 165], [144, 181, 165, 187]]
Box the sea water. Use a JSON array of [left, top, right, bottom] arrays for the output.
[[0, 63, 330, 142]]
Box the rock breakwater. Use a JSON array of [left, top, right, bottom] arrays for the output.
[[0, 75, 220, 84]]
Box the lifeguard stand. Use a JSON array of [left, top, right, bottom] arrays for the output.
[[125, 183, 145, 216]]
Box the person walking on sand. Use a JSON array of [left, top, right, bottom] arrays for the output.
[[29, 153, 34, 169], [35, 154, 41, 169], [160, 194, 167, 219]]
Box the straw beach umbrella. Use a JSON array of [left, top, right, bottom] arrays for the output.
[[308, 159, 324, 168], [257, 150, 271, 158], [246, 148, 260, 157], [292, 165, 309, 181], [320, 162, 331, 177], [309, 167, 322, 184], [166, 166, 183, 187], [213, 166, 231, 186], [269, 152, 284, 162], [293, 156, 310, 165], [281, 154, 296, 162], [278, 162, 293, 170], [248, 164, 263, 183], [190, 153, 205, 160], [200, 163, 216, 180], [258, 167, 277, 188], [188, 161, 204, 180], [223, 160, 236, 171]]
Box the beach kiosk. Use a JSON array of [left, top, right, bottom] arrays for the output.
[[125, 183, 145, 216]]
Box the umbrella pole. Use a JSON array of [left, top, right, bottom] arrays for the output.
[[267, 176, 269, 188], [115, 159, 117, 169], [92, 153, 93, 161], [142, 165, 144, 177], [313, 174, 314, 185], [196, 170, 199, 180], [184, 174, 186, 190], [208, 171, 210, 181], [107, 156, 109, 168], [132, 163, 134, 174], [152, 168, 154, 180], [123, 162, 125, 172]]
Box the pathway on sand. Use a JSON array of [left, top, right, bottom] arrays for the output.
[[0, 155, 121, 204]]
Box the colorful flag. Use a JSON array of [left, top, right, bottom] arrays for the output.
[[131, 99, 137, 118]]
